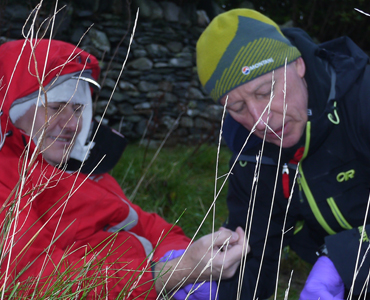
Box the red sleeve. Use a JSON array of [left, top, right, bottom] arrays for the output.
[[98, 173, 191, 259], [134, 208, 191, 259], [0, 172, 190, 299], [0, 186, 160, 299]]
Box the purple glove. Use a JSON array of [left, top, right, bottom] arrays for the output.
[[172, 281, 218, 300], [159, 249, 218, 300], [299, 256, 345, 300]]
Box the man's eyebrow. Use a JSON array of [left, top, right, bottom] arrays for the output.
[[225, 99, 244, 110], [253, 81, 273, 93], [48, 101, 65, 105], [227, 99, 243, 106]]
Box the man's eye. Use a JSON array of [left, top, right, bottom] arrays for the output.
[[256, 92, 270, 99], [73, 104, 84, 114], [49, 104, 63, 111], [228, 102, 246, 113]]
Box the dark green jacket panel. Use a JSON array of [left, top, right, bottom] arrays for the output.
[[219, 152, 298, 300]]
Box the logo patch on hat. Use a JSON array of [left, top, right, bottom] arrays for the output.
[[242, 66, 250, 75], [242, 58, 275, 76]]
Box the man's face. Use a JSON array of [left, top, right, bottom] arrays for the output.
[[220, 57, 308, 148], [15, 102, 83, 166]]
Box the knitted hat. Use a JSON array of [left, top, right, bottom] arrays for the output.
[[196, 9, 301, 101]]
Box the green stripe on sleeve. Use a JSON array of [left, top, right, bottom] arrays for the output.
[[326, 197, 352, 230], [299, 122, 336, 235]]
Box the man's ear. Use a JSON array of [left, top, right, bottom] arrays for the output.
[[294, 57, 306, 78]]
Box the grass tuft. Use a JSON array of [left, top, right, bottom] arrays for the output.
[[111, 142, 231, 238]]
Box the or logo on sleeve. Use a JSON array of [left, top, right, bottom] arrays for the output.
[[336, 169, 355, 182]]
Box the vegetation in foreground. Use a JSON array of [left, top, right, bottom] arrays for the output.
[[111, 142, 312, 300], [111, 142, 230, 238]]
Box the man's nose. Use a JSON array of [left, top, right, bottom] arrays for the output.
[[248, 101, 270, 131], [58, 106, 81, 132]]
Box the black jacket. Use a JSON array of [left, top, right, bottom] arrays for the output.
[[219, 27, 370, 299]]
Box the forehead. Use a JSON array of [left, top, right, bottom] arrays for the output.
[[220, 63, 298, 104], [220, 71, 274, 104]]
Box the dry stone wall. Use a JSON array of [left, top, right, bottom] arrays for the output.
[[0, 0, 225, 146]]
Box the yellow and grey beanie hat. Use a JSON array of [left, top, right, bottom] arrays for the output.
[[196, 9, 301, 101]]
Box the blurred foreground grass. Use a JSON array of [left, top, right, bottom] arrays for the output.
[[111, 142, 311, 299]]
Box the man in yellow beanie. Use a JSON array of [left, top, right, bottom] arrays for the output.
[[197, 8, 370, 300]]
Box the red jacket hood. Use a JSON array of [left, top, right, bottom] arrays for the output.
[[0, 39, 100, 116], [0, 39, 100, 155]]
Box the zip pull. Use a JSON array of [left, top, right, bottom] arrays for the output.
[[282, 163, 289, 175], [282, 163, 290, 199]]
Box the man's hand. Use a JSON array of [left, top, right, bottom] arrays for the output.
[[155, 226, 249, 293], [299, 256, 344, 300], [187, 226, 248, 280]]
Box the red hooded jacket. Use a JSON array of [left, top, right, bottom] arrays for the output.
[[0, 39, 190, 299]]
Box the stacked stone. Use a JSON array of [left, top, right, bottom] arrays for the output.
[[0, 0, 225, 145]]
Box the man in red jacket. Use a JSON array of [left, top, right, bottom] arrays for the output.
[[0, 39, 246, 299]]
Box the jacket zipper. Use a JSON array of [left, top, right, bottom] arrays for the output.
[[326, 197, 352, 230]]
